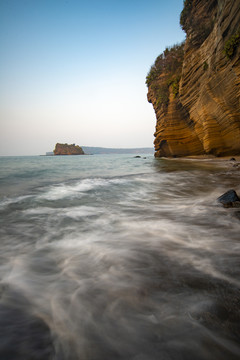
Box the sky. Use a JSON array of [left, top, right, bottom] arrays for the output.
[[0, 0, 185, 156]]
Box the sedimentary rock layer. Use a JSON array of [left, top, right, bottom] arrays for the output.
[[147, 0, 240, 157]]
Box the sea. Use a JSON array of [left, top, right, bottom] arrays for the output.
[[0, 154, 240, 360]]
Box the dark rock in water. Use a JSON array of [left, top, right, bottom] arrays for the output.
[[229, 158, 236, 161], [217, 189, 240, 208], [134, 156, 141, 158], [234, 211, 240, 220]]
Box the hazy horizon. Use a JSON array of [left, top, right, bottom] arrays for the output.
[[0, 0, 185, 156]]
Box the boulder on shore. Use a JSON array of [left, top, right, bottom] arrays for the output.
[[217, 190, 240, 208]]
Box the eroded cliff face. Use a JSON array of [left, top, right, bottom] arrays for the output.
[[53, 143, 85, 155], [147, 0, 240, 157]]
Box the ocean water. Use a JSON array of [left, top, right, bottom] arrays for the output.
[[0, 154, 240, 360]]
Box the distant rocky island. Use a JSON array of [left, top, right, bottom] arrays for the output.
[[146, 0, 240, 157], [53, 143, 85, 155], [47, 145, 154, 156]]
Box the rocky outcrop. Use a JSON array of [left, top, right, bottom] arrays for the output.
[[147, 0, 240, 157], [53, 143, 85, 155]]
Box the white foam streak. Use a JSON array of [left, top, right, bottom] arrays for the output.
[[38, 177, 128, 201], [0, 195, 33, 209], [24, 205, 103, 218]]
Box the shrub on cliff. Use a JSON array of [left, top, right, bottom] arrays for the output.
[[168, 75, 181, 97], [155, 84, 169, 107], [180, 0, 215, 46], [146, 43, 185, 108], [146, 42, 185, 87], [224, 30, 240, 59], [180, 0, 193, 31]]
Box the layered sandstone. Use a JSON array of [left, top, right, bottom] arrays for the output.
[[147, 0, 240, 157], [53, 143, 85, 155]]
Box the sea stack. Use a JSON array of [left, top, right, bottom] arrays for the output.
[[53, 143, 85, 155]]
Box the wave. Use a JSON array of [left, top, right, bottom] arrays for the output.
[[1, 156, 240, 359], [0, 195, 33, 210], [37, 177, 130, 201]]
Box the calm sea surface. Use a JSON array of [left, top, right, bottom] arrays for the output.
[[0, 154, 240, 360]]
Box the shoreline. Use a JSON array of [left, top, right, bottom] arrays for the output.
[[185, 155, 240, 161], [158, 155, 240, 162]]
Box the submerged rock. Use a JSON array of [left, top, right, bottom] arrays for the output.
[[217, 190, 240, 208]]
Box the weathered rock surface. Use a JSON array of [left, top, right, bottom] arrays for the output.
[[53, 143, 85, 155], [147, 0, 240, 157]]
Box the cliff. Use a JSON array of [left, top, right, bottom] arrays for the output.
[[53, 143, 85, 155], [147, 0, 240, 157]]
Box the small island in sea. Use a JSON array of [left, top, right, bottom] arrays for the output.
[[46, 145, 154, 156], [53, 143, 85, 155]]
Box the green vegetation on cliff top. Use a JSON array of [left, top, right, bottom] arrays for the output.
[[146, 42, 185, 87], [180, 0, 193, 31], [224, 30, 240, 59], [146, 42, 185, 108], [180, 0, 214, 46]]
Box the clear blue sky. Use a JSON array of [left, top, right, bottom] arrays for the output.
[[0, 0, 185, 155]]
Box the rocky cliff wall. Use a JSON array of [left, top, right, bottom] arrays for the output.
[[147, 0, 240, 157]]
